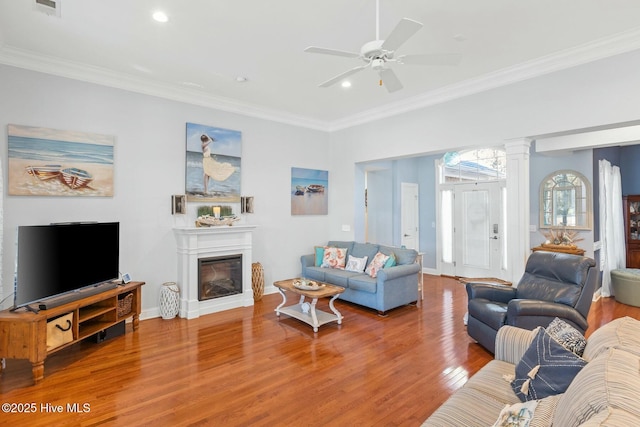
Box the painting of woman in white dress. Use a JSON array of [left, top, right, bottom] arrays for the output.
[[185, 123, 241, 202]]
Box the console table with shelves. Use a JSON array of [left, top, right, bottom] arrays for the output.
[[0, 281, 144, 384]]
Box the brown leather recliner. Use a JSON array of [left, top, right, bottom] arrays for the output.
[[466, 250, 598, 353]]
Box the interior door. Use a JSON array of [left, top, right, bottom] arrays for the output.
[[453, 182, 504, 278], [401, 182, 419, 250]]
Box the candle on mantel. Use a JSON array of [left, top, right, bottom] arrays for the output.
[[213, 206, 221, 218]]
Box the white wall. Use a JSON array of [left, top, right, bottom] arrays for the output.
[[0, 65, 331, 316], [329, 49, 640, 268]]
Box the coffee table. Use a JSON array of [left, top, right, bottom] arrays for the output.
[[273, 278, 344, 332]]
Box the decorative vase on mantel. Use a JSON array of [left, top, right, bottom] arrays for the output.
[[159, 282, 180, 319]]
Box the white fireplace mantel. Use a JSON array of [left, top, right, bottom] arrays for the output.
[[173, 225, 256, 319]]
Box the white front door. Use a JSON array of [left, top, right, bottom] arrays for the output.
[[454, 182, 504, 278], [438, 181, 506, 279], [401, 182, 419, 250]]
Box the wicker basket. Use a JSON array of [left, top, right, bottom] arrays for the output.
[[117, 293, 133, 317]]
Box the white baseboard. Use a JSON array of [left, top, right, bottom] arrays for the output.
[[592, 288, 602, 301]]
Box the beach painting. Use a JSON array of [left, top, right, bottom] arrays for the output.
[[185, 123, 241, 203], [291, 167, 328, 215], [8, 124, 114, 197]]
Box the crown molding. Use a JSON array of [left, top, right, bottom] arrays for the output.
[[0, 45, 329, 132], [2, 27, 640, 133], [327, 27, 640, 131]]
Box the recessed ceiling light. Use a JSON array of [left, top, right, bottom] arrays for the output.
[[235, 76, 248, 83], [152, 10, 168, 23], [341, 81, 352, 88]]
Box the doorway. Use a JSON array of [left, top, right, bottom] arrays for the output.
[[401, 182, 419, 250], [438, 181, 506, 278]]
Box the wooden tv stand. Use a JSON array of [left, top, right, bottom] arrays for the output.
[[0, 281, 144, 384]]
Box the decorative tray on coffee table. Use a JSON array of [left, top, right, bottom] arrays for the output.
[[293, 280, 325, 291]]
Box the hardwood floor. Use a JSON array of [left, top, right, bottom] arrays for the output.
[[1, 275, 638, 426]]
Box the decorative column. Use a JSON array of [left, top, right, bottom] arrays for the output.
[[505, 138, 531, 284]]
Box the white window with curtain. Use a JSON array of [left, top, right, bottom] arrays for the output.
[[599, 159, 625, 297]]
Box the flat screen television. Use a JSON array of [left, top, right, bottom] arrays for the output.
[[13, 222, 120, 310]]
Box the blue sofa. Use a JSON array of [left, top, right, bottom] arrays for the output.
[[300, 241, 420, 315]]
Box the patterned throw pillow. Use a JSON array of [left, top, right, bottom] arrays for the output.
[[365, 252, 390, 278], [511, 328, 586, 402], [545, 317, 587, 356], [492, 400, 538, 427], [492, 395, 561, 427], [321, 247, 347, 269], [345, 255, 368, 273]]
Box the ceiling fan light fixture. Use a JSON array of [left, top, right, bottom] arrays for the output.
[[371, 58, 385, 71]]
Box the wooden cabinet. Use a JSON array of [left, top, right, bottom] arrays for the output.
[[624, 195, 640, 268], [0, 281, 144, 384]]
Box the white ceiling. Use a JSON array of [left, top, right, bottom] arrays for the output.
[[2, 0, 640, 130]]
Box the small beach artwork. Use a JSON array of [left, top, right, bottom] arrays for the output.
[[291, 167, 328, 215], [185, 123, 241, 203], [8, 124, 114, 197]]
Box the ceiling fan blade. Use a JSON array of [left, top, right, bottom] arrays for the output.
[[397, 53, 462, 66], [378, 68, 403, 93], [319, 64, 368, 88], [381, 18, 423, 52], [304, 46, 360, 58]]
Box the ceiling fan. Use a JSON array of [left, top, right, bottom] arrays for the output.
[[304, 0, 461, 93]]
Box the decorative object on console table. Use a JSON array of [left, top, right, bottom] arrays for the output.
[[252, 262, 264, 301], [534, 227, 585, 255], [159, 282, 180, 319], [540, 227, 583, 246]]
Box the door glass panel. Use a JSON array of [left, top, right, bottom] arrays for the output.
[[460, 190, 490, 269]]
